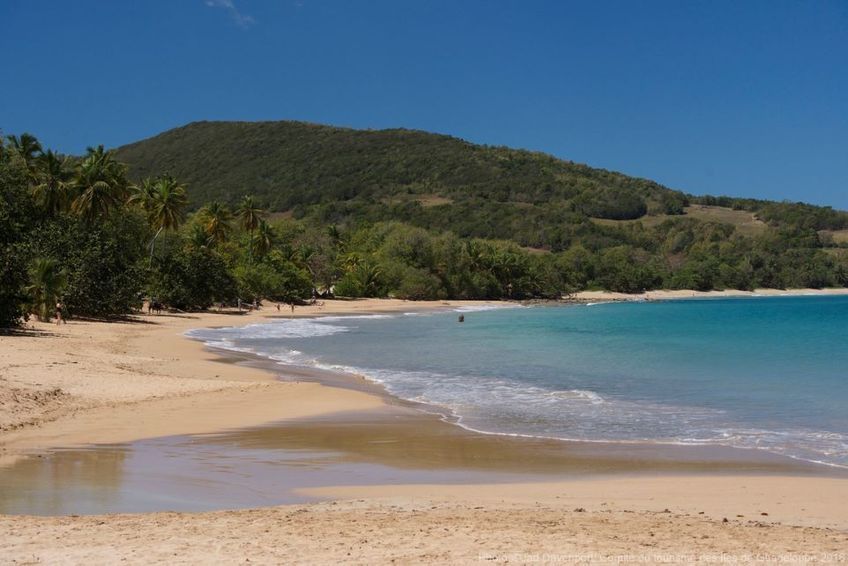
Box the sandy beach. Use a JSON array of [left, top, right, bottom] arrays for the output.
[[2, 294, 848, 563]]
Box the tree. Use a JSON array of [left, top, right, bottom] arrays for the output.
[[186, 223, 210, 249], [336, 259, 383, 297], [236, 195, 264, 262], [127, 177, 157, 213], [327, 224, 345, 250], [32, 150, 73, 215], [25, 257, 66, 321], [71, 145, 129, 221], [131, 175, 188, 263], [149, 246, 237, 310], [23, 211, 147, 317], [0, 140, 34, 327], [252, 219, 274, 259], [198, 201, 233, 247], [6, 133, 42, 183]]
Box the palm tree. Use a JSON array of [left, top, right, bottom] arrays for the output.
[[71, 145, 129, 221], [6, 133, 42, 183], [134, 175, 188, 262], [327, 224, 346, 252], [32, 150, 73, 214], [352, 260, 382, 296], [296, 244, 317, 270], [464, 240, 488, 273], [252, 219, 274, 259], [342, 251, 363, 272], [199, 201, 233, 247], [186, 224, 210, 249], [489, 247, 526, 298], [236, 195, 264, 261], [25, 258, 67, 322], [127, 177, 157, 212]]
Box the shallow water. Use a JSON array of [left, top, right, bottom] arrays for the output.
[[190, 296, 848, 468], [0, 409, 815, 515]]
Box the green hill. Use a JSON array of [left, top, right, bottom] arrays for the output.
[[114, 121, 847, 253], [108, 120, 848, 295], [114, 120, 693, 249]]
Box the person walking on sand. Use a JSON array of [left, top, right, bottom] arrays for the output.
[[55, 300, 65, 325]]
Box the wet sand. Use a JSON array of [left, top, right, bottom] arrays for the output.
[[207, 347, 841, 476], [2, 403, 832, 516]]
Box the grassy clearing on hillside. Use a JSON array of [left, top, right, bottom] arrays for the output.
[[684, 205, 767, 236], [820, 229, 848, 245], [382, 194, 455, 208], [592, 205, 767, 236]]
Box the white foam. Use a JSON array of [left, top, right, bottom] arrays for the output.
[[453, 304, 523, 313], [185, 312, 848, 469], [546, 389, 605, 404], [314, 314, 396, 322], [187, 318, 349, 343]]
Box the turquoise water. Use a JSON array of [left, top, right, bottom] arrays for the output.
[[189, 296, 848, 468]]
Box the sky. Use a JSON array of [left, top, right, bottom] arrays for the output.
[[1, 0, 846, 208]]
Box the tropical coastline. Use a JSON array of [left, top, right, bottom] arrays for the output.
[[2, 296, 848, 561], [6, 2, 848, 561], [5, 289, 848, 452]]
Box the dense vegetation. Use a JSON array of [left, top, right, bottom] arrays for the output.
[[115, 121, 686, 238], [2, 122, 847, 327]]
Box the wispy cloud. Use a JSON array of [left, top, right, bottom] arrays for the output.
[[205, 0, 256, 29]]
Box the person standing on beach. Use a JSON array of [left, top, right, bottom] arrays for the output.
[[55, 300, 65, 325]]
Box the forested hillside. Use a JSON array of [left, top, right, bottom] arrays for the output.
[[115, 121, 848, 251], [114, 121, 693, 248]]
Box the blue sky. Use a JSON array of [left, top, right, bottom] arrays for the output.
[[1, 1, 846, 208]]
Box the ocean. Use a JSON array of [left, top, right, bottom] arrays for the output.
[[188, 296, 848, 468]]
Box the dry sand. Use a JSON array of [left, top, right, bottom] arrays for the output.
[[1, 299, 484, 456], [3, 497, 847, 565], [2, 296, 848, 564]]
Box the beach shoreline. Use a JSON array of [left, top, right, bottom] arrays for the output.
[[570, 286, 848, 302], [5, 287, 843, 461], [0, 298, 489, 459], [2, 294, 848, 562]]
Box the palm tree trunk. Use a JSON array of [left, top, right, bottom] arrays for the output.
[[149, 226, 164, 266]]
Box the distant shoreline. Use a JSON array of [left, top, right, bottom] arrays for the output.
[[568, 287, 848, 303]]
